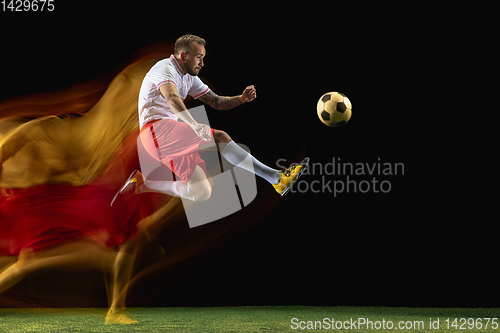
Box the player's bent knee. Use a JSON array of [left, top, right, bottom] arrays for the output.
[[193, 184, 212, 202], [214, 130, 231, 144]]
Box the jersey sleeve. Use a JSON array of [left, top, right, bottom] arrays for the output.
[[189, 76, 210, 99], [147, 61, 178, 91]]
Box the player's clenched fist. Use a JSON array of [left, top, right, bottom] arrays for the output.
[[239, 85, 257, 103]]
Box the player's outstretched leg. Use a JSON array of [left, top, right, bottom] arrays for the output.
[[214, 130, 309, 196]]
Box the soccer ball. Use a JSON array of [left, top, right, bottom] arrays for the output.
[[317, 92, 352, 127]]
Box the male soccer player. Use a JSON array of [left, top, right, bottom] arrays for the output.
[[113, 34, 308, 204]]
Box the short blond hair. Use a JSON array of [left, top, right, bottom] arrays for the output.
[[174, 34, 206, 55]]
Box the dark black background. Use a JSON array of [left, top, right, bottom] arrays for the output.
[[1, 3, 489, 308]]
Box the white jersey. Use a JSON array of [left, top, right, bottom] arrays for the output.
[[138, 55, 210, 129]]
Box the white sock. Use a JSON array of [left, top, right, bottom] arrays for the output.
[[221, 141, 280, 184], [141, 179, 196, 201]]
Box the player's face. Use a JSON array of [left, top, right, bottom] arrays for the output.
[[184, 43, 205, 76]]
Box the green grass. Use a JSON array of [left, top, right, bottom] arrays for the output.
[[1, 306, 500, 332]]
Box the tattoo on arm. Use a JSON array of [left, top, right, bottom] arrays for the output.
[[199, 90, 243, 110]]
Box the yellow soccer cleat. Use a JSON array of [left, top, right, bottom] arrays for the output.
[[273, 157, 309, 196]]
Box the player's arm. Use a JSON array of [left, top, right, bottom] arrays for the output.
[[159, 83, 211, 141], [198, 85, 256, 110]]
